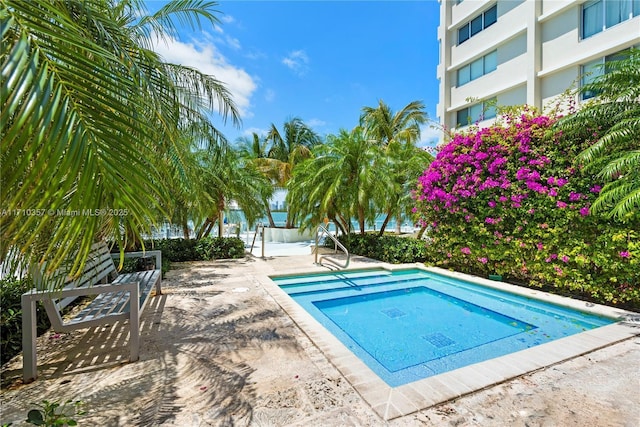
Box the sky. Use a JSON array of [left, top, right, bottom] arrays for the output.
[[147, 0, 442, 147]]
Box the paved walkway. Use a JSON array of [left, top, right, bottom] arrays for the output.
[[1, 252, 639, 426]]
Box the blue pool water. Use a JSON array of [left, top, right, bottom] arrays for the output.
[[273, 268, 615, 387]]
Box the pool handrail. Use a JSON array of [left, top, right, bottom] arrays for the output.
[[315, 225, 350, 269]]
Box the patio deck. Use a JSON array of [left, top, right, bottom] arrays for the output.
[[1, 251, 638, 426]]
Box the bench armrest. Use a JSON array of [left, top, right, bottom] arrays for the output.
[[111, 250, 162, 270]]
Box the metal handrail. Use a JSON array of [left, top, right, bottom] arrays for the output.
[[315, 225, 350, 269], [249, 223, 265, 258]]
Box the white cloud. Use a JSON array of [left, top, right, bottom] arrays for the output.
[[419, 124, 443, 148], [264, 88, 276, 102], [220, 15, 235, 24], [151, 36, 256, 118], [307, 118, 326, 128], [225, 35, 241, 50], [282, 50, 310, 76], [241, 127, 269, 137]]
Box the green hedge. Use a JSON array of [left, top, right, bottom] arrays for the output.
[[334, 233, 428, 264], [112, 237, 246, 270]]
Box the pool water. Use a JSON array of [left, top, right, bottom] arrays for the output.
[[273, 268, 614, 387]]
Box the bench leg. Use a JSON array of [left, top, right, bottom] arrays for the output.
[[21, 295, 38, 382], [129, 288, 140, 361]]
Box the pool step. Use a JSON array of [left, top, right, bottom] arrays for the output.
[[274, 269, 388, 286], [278, 273, 428, 297]]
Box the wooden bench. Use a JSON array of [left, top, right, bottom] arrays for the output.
[[21, 242, 162, 382]]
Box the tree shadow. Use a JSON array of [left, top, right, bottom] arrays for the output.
[[1, 266, 304, 426]]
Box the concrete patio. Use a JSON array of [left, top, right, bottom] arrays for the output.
[[1, 252, 639, 426]]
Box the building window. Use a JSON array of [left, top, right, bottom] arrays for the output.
[[457, 4, 498, 45], [582, 0, 639, 39], [456, 98, 497, 126], [581, 50, 629, 99], [457, 50, 497, 86]]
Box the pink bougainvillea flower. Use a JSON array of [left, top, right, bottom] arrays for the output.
[[485, 217, 497, 224], [461, 247, 471, 255], [478, 257, 488, 264], [539, 223, 548, 229], [590, 185, 602, 194], [488, 200, 497, 208], [556, 201, 567, 209], [561, 255, 569, 263], [619, 251, 631, 258], [527, 208, 535, 214], [579, 206, 590, 216], [554, 266, 564, 276], [569, 192, 583, 201], [536, 242, 544, 250], [556, 178, 568, 187]]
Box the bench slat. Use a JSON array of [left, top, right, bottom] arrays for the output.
[[68, 270, 160, 325], [70, 290, 130, 324]]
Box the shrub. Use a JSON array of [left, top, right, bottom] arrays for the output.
[[150, 239, 198, 262], [194, 237, 246, 260], [111, 237, 246, 264], [1, 276, 51, 365], [335, 233, 428, 264], [414, 108, 639, 310]]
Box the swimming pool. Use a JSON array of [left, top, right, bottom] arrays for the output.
[[273, 268, 614, 387]]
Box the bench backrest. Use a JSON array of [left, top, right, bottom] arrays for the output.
[[37, 242, 118, 311]]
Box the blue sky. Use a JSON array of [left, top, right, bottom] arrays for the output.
[[148, 1, 442, 146]]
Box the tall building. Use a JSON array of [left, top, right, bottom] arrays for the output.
[[436, 0, 640, 138]]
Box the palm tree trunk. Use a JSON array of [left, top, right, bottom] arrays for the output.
[[264, 201, 276, 227], [336, 213, 350, 235], [378, 212, 392, 237], [395, 213, 402, 235], [195, 220, 206, 240], [358, 206, 366, 235], [216, 197, 226, 237], [182, 223, 190, 240], [203, 219, 215, 238]]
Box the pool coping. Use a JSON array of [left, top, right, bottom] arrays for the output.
[[258, 263, 640, 421]]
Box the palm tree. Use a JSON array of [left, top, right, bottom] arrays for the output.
[[287, 127, 380, 235], [1, 0, 240, 275], [264, 117, 321, 228], [373, 142, 433, 236], [236, 132, 277, 227], [194, 145, 270, 239], [558, 49, 640, 220], [360, 100, 429, 234]]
